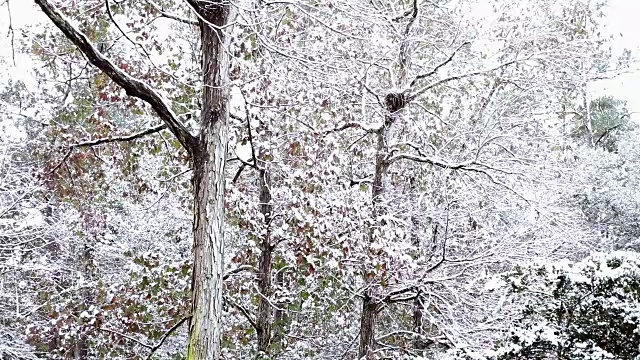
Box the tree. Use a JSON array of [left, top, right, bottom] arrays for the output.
[[305, 0, 610, 357], [1, 62, 194, 359], [32, 0, 233, 357]]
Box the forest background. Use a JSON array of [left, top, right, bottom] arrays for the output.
[[2, 0, 640, 359]]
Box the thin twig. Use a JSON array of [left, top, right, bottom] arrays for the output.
[[100, 327, 153, 349], [145, 0, 198, 25], [410, 42, 470, 88], [145, 316, 191, 360], [4, 0, 15, 65], [223, 264, 256, 280], [224, 295, 258, 331], [46, 124, 167, 176]]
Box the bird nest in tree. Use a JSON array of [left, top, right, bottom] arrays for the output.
[[385, 92, 407, 112]]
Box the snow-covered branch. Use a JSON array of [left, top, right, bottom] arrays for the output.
[[320, 121, 381, 135], [409, 41, 471, 88], [34, 0, 197, 154], [386, 153, 474, 170], [407, 57, 527, 102]]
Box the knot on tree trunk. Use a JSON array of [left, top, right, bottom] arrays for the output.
[[385, 92, 406, 112]]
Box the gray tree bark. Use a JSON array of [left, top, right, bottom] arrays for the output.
[[186, 2, 234, 359]]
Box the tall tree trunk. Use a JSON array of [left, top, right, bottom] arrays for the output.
[[357, 7, 416, 352], [254, 165, 289, 357], [358, 128, 390, 359], [358, 293, 378, 359], [256, 168, 274, 357], [187, 4, 234, 359], [560, 101, 568, 158], [360, 16, 416, 354], [189, 147, 227, 359]]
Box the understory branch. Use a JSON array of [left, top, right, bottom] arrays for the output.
[[47, 124, 167, 175]]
